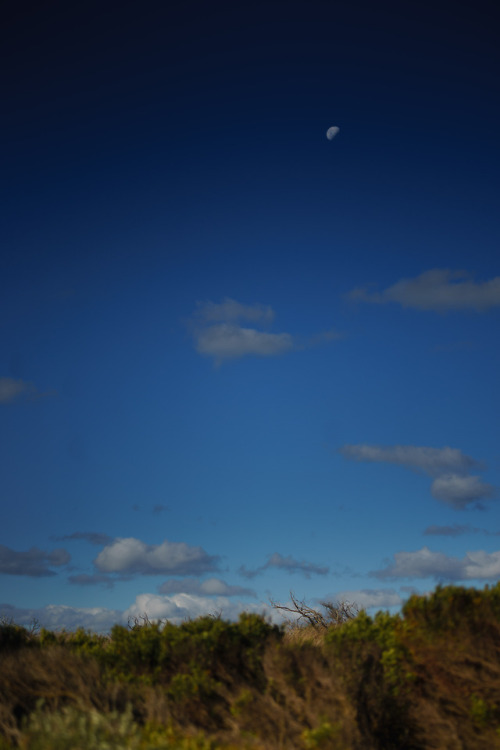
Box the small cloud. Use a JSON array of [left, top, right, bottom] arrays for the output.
[[332, 588, 403, 610], [0, 377, 38, 404], [68, 573, 115, 588], [239, 553, 329, 579], [238, 564, 260, 580], [424, 524, 474, 537], [373, 547, 463, 580], [55, 532, 113, 546], [433, 340, 477, 353], [306, 329, 344, 347], [0, 545, 70, 577], [158, 577, 256, 597], [94, 537, 220, 577], [265, 552, 329, 577], [430, 474, 495, 510], [424, 524, 500, 537], [195, 298, 275, 325], [348, 269, 500, 312]]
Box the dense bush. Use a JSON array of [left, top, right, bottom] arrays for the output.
[[2, 583, 500, 749]]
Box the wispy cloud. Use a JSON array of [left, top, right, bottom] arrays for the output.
[[340, 444, 480, 476], [158, 577, 256, 597], [373, 546, 500, 581], [348, 269, 500, 312], [340, 443, 495, 510], [424, 524, 473, 537], [331, 588, 403, 610], [0, 545, 70, 577], [68, 573, 116, 588], [195, 298, 275, 325], [55, 532, 113, 546], [94, 537, 220, 576], [0, 377, 46, 404], [239, 552, 329, 579], [424, 524, 500, 537]]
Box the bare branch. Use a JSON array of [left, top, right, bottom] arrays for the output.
[[270, 592, 358, 630]]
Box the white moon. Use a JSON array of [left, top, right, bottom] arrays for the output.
[[326, 126, 340, 140]]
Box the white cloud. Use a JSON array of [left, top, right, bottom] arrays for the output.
[[463, 550, 500, 579], [430, 474, 495, 509], [196, 324, 294, 362], [373, 547, 463, 580], [340, 444, 479, 476], [1, 594, 282, 633], [94, 538, 220, 576], [373, 546, 500, 582], [158, 577, 256, 597], [0, 377, 37, 403], [123, 593, 280, 625], [0, 545, 70, 577], [349, 269, 500, 312]]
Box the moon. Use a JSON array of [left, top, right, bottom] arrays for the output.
[[326, 126, 340, 140]]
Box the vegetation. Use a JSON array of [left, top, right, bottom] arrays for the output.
[[2, 583, 500, 748]]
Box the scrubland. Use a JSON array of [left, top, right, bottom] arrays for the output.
[[2, 583, 500, 749]]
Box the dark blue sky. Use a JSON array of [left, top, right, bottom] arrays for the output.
[[2, 0, 500, 630]]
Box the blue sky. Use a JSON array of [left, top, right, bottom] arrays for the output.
[[1, 0, 499, 631]]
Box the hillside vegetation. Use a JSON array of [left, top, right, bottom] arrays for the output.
[[2, 583, 500, 749]]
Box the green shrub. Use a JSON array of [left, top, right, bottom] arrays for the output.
[[20, 702, 142, 750], [100, 612, 281, 689], [402, 582, 500, 635], [0, 623, 31, 652], [326, 610, 414, 690], [301, 719, 341, 749], [16, 703, 225, 749], [4, 584, 500, 749]]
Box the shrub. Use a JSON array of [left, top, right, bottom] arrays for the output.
[[0, 620, 38, 653]]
